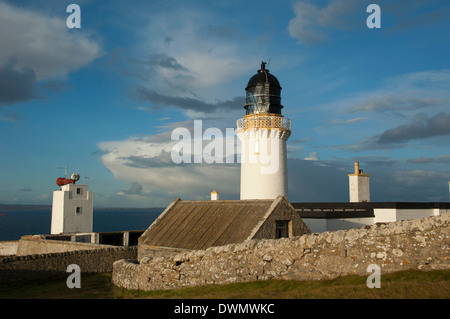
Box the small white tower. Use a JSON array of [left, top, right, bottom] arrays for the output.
[[51, 173, 93, 234], [348, 162, 370, 202], [237, 62, 291, 200]]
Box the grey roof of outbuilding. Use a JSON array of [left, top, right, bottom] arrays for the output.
[[139, 197, 279, 250]]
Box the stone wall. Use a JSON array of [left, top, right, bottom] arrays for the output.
[[0, 246, 137, 283], [0, 241, 18, 256], [112, 213, 449, 291], [16, 236, 117, 256], [137, 245, 191, 262]]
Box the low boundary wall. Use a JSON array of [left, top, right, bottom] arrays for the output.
[[16, 237, 118, 256], [112, 214, 449, 291], [0, 246, 137, 283], [0, 241, 18, 256]]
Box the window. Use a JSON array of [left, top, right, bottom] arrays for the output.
[[254, 139, 260, 155], [76, 207, 82, 215], [276, 220, 291, 239], [76, 188, 82, 195]]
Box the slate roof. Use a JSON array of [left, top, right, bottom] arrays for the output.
[[140, 197, 281, 250]]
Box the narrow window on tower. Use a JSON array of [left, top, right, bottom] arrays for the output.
[[76, 187, 82, 195], [76, 207, 82, 215], [254, 139, 260, 155]]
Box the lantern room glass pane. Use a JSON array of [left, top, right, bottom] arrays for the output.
[[245, 84, 282, 115]]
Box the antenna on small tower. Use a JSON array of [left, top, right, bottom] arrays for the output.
[[84, 167, 90, 185], [56, 165, 68, 179]]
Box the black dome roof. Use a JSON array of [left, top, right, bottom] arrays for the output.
[[244, 62, 283, 115], [245, 62, 281, 90]]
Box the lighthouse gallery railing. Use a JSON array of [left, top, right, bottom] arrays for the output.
[[237, 115, 291, 131]]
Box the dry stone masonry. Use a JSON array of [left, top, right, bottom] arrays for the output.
[[0, 246, 137, 283], [112, 213, 449, 291]]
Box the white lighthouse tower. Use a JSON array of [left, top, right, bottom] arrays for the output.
[[237, 62, 291, 200], [51, 173, 93, 234]]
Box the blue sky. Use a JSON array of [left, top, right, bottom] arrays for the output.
[[1, 0, 449, 208]]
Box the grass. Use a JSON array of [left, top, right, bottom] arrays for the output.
[[0, 269, 449, 299]]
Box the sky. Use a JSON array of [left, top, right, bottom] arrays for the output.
[[0, 0, 449, 208]]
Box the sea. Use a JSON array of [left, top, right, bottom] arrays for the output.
[[0, 206, 163, 241]]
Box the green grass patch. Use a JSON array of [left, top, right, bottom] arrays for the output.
[[0, 269, 449, 299]]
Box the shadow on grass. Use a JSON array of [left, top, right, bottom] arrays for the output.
[[0, 269, 448, 299]]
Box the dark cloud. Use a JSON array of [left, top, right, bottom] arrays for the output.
[[288, 157, 450, 202], [196, 25, 237, 40], [347, 95, 444, 114], [120, 182, 143, 195], [288, 0, 450, 45], [329, 117, 367, 125], [38, 80, 72, 92], [387, 0, 450, 30], [349, 156, 400, 168], [334, 112, 450, 151], [288, 158, 348, 202], [135, 87, 244, 113], [0, 58, 74, 109], [1, 112, 23, 122], [122, 151, 178, 168], [0, 60, 37, 105], [378, 112, 450, 144], [122, 151, 240, 169], [407, 155, 450, 164], [135, 53, 189, 72], [164, 36, 173, 45], [332, 136, 405, 152], [288, 0, 368, 45], [18, 187, 32, 192]]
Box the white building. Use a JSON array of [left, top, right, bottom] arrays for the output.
[[237, 62, 290, 200], [348, 162, 370, 202], [210, 190, 219, 201], [295, 202, 449, 233], [51, 180, 93, 234], [293, 162, 449, 232]]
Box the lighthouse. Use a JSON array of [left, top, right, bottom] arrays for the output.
[[237, 62, 291, 200], [51, 173, 93, 234]]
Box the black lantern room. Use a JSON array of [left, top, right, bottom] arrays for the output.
[[244, 62, 283, 115]]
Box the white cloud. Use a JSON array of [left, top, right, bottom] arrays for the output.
[[304, 152, 320, 161], [330, 118, 367, 125], [288, 0, 450, 45], [288, 2, 325, 45], [393, 169, 440, 185], [97, 127, 450, 206], [346, 70, 450, 114], [127, 5, 267, 109], [97, 129, 240, 206], [314, 69, 450, 152], [0, 2, 102, 80], [288, 0, 362, 45]]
